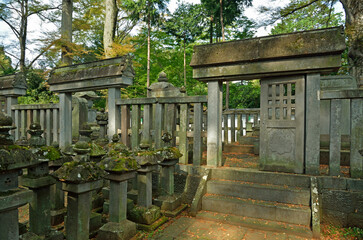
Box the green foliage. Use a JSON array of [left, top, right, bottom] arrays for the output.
[[17, 69, 58, 104], [270, 0, 344, 35], [129, 28, 205, 97], [0, 47, 15, 76], [201, 0, 253, 42], [164, 3, 206, 45], [224, 80, 260, 109]]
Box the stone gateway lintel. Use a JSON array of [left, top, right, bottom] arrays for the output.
[[191, 27, 345, 81], [49, 55, 134, 93]]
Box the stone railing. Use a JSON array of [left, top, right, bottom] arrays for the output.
[[320, 89, 363, 178], [116, 95, 208, 166], [222, 108, 260, 144], [11, 103, 60, 145]]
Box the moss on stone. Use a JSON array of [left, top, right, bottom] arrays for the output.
[[156, 147, 183, 161], [40, 146, 62, 161], [128, 205, 161, 225], [51, 160, 106, 183], [89, 142, 106, 157], [99, 156, 138, 172]]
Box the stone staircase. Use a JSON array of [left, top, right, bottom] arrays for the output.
[[196, 168, 314, 237]]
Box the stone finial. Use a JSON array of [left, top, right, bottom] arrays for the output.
[[0, 112, 15, 146], [158, 72, 168, 82], [96, 108, 108, 123], [180, 86, 186, 93], [161, 132, 172, 143], [27, 122, 46, 147], [112, 134, 119, 143], [73, 141, 90, 156], [79, 123, 93, 143]]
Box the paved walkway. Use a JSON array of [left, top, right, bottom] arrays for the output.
[[153, 216, 309, 240]]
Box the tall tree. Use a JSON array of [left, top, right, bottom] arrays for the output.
[[164, 3, 205, 87], [201, 0, 252, 43], [0, 0, 60, 72], [103, 0, 117, 58], [263, 0, 362, 88], [61, 0, 72, 65], [123, 0, 169, 91]]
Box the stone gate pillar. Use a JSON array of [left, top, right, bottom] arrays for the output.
[[207, 81, 223, 167]]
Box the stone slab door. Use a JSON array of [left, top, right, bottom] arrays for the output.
[[260, 75, 305, 174]]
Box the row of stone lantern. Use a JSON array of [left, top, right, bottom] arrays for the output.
[[0, 113, 66, 240], [0, 109, 183, 239]]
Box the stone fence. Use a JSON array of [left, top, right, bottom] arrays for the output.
[[11, 103, 60, 145], [116, 95, 208, 166]]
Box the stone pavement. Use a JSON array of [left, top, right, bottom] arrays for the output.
[[153, 216, 310, 240]]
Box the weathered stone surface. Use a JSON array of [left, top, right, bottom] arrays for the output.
[[49, 55, 134, 92], [320, 75, 358, 91], [97, 221, 136, 240], [321, 189, 354, 213], [347, 178, 363, 191], [347, 213, 363, 228], [318, 176, 347, 190], [322, 209, 348, 226], [192, 27, 345, 67], [0, 73, 27, 96], [128, 205, 161, 225]]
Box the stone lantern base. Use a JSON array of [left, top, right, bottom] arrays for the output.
[[97, 220, 136, 240]]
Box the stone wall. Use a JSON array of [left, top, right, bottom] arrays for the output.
[[319, 177, 363, 228]]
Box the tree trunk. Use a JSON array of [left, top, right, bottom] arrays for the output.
[[147, 1, 151, 91], [61, 0, 73, 65], [183, 39, 186, 87], [19, 0, 28, 72], [209, 16, 213, 44], [103, 0, 117, 58], [220, 0, 229, 108], [340, 0, 363, 88], [220, 0, 225, 42]]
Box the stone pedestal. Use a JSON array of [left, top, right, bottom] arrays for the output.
[[49, 163, 66, 226], [62, 180, 103, 240], [0, 172, 33, 240], [137, 167, 155, 208], [21, 162, 56, 236], [157, 158, 185, 217], [97, 171, 137, 240]]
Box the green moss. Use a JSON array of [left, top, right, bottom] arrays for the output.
[[157, 147, 183, 160], [40, 146, 61, 161], [100, 156, 138, 172], [52, 160, 106, 183], [89, 142, 106, 157]]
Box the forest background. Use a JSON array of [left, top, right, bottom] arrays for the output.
[[0, 0, 346, 109]]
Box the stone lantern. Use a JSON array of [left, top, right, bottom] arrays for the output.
[[97, 153, 139, 239], [21, 123, 64, 239], [128, 146, 167, 231], [0, 113, 38, 239], [52, 141, 106, 240], [96, 109, 109, 146]]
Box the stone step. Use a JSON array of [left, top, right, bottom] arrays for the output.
[[210, 168, 311, 188], [196, 210, 313, 238], [223, 144, 254, 154], [202, 194, 311, 226], [207, 179, 310, 205]]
